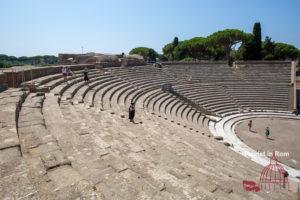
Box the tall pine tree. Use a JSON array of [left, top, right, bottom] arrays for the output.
[[252, 22, 262, 60], [172, 37, 179, 47], [242, 22, 262, 60]]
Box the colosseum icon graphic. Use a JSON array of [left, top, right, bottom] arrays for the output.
[[259, 152, 290, 191], [243, 151, 290, 192]]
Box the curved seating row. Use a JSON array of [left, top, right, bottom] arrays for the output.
[[22, 64, 292, 120]]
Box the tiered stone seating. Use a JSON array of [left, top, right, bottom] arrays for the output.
[[61, 73, 110, 101], [0, 89, 38, 199], [1, 62, 297, 199], [71, 73, 114, 104], [173, 83, 241, 116], [234, 64, 291, 83], [109, 66, 175, 107], [164, 63, 291, 116], [50, 69, 101, 96], [18, 93, 73, 198], [142, 89, 207, 132], [219, 82, 289, 111], [84, 78, 124, 107], [52, 96, 293, 199], [163, 63, 243, 83], [16, 93, 98, 198], [23, 68, 98, 92]]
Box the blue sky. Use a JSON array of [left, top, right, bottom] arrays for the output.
[[0, 0, 299, 57]]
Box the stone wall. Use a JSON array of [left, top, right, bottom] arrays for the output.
[[0, 73, 8, 90], [234, 60, 291, 68], [162, 60, 292, 67], [58, 53, 80, 64], [121, 54, 146, 67], [58, 53, 146, 67], [162, 61, 228, 65], [0, 64, 94, 88]]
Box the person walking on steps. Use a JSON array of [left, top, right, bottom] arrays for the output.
[[83, 67, 89, 83], [265, 127, 270, 139], [129, 102, 135, 122]]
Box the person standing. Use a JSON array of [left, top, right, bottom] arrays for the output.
[[62, 66, 68, 82], [265, 127, 270, 139], [67, 67, 73, 77], [129, 103, 135, 122], [283, 170, 289, 189], [248, 120, 252, 131], [83, 67, 89, 83]]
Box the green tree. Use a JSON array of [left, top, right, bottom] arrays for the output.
[[162, 37, 180, 61], [175, 37, 216, 60], [273, 43, 299, 60], [207, 29, 250, 61], [161, 27, 299, 62], [172, 37, 179, 47], [242, 22, 262, 60], [262, 36, 275, 60], [252, 22, 262, 59], [129, 47, 158, 61], [162, 43, 175, 60], [0, 60, 12, 68], [261, 37, 299, 60], [0, 54, 58, 67], [157, 54, 168, 61]]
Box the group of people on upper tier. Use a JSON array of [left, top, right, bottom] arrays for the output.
[[61, 66, 89, 84], [61, 66, 73, 82]]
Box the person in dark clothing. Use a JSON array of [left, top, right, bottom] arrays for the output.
[[265, 127, 270, 139], [129, 103, 135, 122], [83, 67, 89, 82], [248, 120, 252, 131], [283, 170, 289, 188]]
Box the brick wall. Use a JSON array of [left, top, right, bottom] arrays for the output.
[[0, 73, 8, 91], [0, 64, 94, 88]]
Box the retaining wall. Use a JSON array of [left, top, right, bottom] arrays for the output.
[[0, 64, 94, 88]]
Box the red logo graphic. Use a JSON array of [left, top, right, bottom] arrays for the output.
[[243, 151, 289, 192], [243, 180, 260, 192]]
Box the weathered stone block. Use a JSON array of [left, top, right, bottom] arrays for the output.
[[41, 150, 71, 170]]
